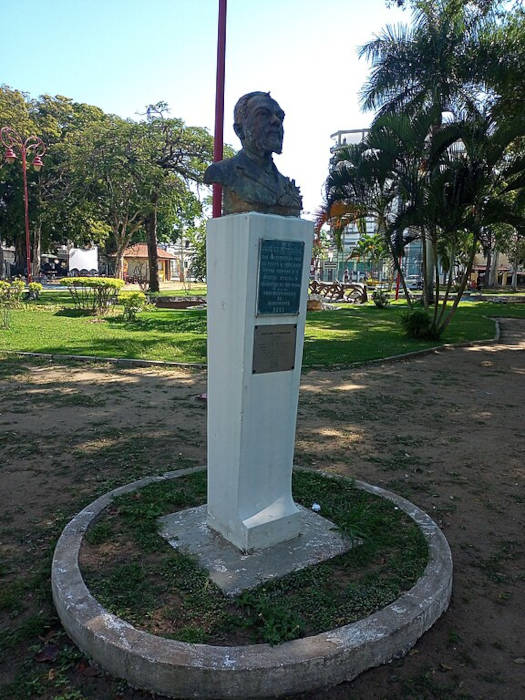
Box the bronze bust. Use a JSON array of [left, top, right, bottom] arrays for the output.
[[204, 92, 302, 217]]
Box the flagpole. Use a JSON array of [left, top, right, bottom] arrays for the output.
[[212, 0, 227, 218]]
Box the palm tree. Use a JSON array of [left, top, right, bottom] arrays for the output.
[[359, 0, 485, 123], [320, 111, 439, 305], [359, 0, 493, 302], [321, 108, 524, 336]]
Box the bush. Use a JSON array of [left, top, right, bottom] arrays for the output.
[[8, 279, 26, 307], [372, 289, 390, 308], [28, 282, 43, 300], [64, 277, 124, 314], [120, 291, 147, 321], [400, 309, 441, 340], [0, 279, 26, 328]]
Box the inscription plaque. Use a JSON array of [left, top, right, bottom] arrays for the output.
[[252, 324, 297, 374], [257, 239, 305, 315]]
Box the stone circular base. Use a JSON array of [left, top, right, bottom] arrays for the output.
[[52, 467, 452, 699]]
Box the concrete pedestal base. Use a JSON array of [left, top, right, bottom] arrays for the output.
[[52, 467, 453, 699], [159, 504, 353, 596]]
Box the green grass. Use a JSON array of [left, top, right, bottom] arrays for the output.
[[1, 293, 523, 366], [82, 470, 428, 646], [302, 300, 524, 366]]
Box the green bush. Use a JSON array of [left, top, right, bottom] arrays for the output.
[[372, 289, 390, 308], [400, 309, 441, 340], [0, 280, 27, 328], [28, 282, 43, 300], [64, 277, 124, 314], [8, 279, 25, 307], [120, 291, 147, 321]]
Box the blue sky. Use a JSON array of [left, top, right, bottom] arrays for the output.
[[2, 0, 407, 216]]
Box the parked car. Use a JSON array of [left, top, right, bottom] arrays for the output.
[[405, 275, 422, 290]]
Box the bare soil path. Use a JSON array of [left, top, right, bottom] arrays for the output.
[[0, 318, 524, 699]]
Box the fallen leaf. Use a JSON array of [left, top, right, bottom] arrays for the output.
[[35, 643, 59, 663], [512, 657, 525, 664], [439, 663, 453, 671], [77, 662, 100, 677]]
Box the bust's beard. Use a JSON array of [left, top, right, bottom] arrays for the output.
[[245, 129, 283, 158]]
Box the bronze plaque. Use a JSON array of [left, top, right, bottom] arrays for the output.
[[257, 239, 305, 315], [252, 324, 297, 374]]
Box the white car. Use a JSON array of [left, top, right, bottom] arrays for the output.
[[405, 275, 422, 290]]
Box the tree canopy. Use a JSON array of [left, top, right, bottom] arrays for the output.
[[0, 87, 214, 281], [321, 0, 524, 337]]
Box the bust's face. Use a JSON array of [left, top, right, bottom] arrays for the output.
[[241, 95, 285, 156]]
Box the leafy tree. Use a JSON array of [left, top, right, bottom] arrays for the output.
[[187, 222, 207, 282], [139, 103, 214, 291], [67, 118, 153, 279], [0, 86, 109, 276]]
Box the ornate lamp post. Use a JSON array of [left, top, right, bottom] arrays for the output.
[[1, 126, 46, 283]]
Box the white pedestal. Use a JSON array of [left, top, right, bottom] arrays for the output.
[[206, 212, 313, 552]]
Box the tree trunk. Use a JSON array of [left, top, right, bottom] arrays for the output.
[[440, 237, 478, 335], [489, 251, 499, 288], [145, 205, 159, 293], [31, 225, 41, 280], [511, 251, 518, 292], [0, 244, 5, 280], [15, 235, 25, 274], [484, 247, 492, 288], [424, 233, 435, 306], [114, 251, 125, 280]]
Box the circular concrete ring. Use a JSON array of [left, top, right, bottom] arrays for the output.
[[52, 467, 452, 699]]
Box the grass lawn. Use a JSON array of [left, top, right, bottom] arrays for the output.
[[0, 291, 523, 365]]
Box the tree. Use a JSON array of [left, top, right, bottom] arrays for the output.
[[139, 103, 214, 291], [321, 106, 524, 336], [0, 86, 110, 276], [360, 1, 486, 123], [187, 222, 207, 282], [320, 112, 436, 304], [359, 0, 506, 301], [67, 118, 154, 279]]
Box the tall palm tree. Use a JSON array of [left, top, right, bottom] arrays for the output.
[[321, 111, 438, 304], [321, 108, 524, 335], [359, 0, 492, 302], [359, 0, 485, 123]]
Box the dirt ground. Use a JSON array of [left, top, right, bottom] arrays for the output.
[[1, 317, 524, 699]]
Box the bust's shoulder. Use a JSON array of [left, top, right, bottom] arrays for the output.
[[204, 154, 243, 185]]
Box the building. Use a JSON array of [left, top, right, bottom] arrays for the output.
[[121, 244, 176, 282], [165, 235, 197, 282]]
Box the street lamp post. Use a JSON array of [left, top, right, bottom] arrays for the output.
[[1, 126, 46, 284]]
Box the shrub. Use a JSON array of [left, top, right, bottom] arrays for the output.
[[120, 291, 147, 321], [8, 279, 26, 307], [28, 282, 43, 300], [64, 277, 124, 314], [0, 281, 11, 328], [372, 289, 390, 308], [0, 279, 26, 328], [400, 309, 441, 340]]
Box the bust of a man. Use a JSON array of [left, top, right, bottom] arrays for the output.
[[204, 91, 302, 217]]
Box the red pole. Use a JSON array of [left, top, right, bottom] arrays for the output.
[[21, 147, 32, 284], [212, 0, 227, 218]]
